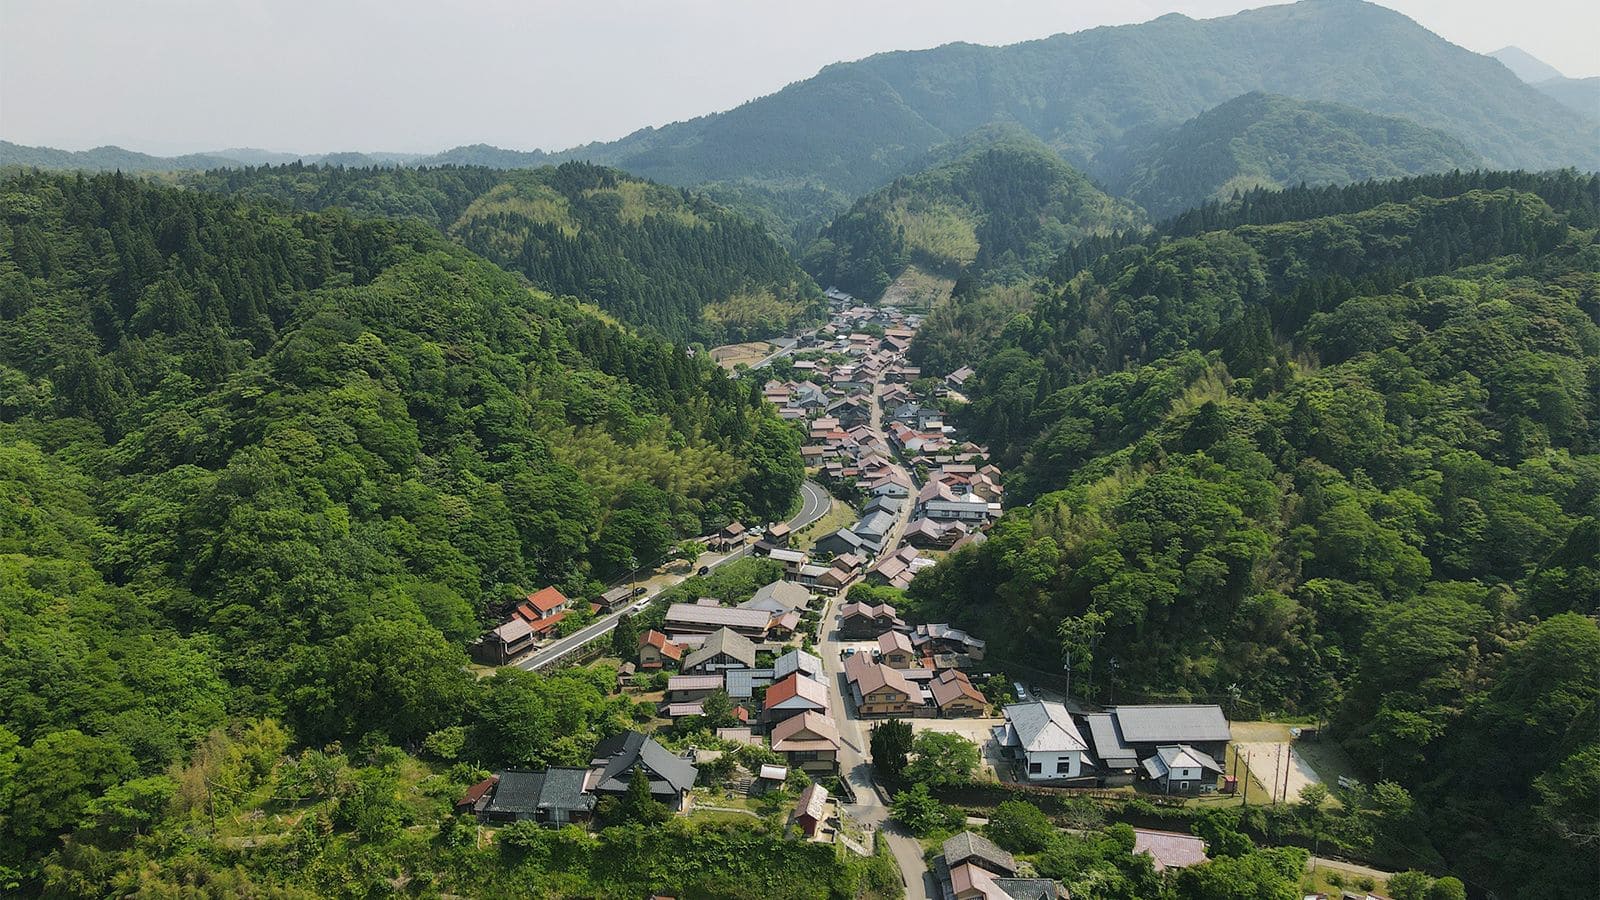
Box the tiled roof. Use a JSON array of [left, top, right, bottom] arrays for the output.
[[771, 711, 841, 750], [1109, 705, 1231, 744], [682, 627, 758, 670], [765, 672, 829, 710], [527, 586, 569, 613], [1001, 701, 1088, 753]]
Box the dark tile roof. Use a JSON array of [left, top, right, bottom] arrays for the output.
[[592, 731, 697, 795]]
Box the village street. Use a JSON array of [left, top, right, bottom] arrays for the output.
[[515, 479, 831, 670]]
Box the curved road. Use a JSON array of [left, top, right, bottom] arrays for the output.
[[515, 480, 831, 671]]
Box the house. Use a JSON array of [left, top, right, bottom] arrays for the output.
[[508, 586, 571, 636], [853, 510, 897, 548], [869, 474, 912, 498], [758, 521, 792, 550], [922, 495, 994, 522], [588, 731, 698, 811], [739, 580, 812, 615], [710, 521, 747, 550], [814, 527, 867, 558], [467, 768, 596, 826], [455, 774, 498, 815], [773, 648, 823, 681], [948, 864, 1060, 900], [946, 365, 976, 389], [904, 516, 967, 549], [792, 783, 831, 837], [944, 830, 1017, 877], [995, 701, 1091, 782], [868, 546, 928, 590], [664, 603, 771, 638], [524, 586, 571, 619], [876, 630, 917, 668], [939, 832, 1065, 899], [474, 617, 535, 664], [1141, 744, 1225, 794], [717, 726, 761, 746], [909, 623, 986, 660], [770, 711, 842, 774], [763, 671, 830, 724], [666, 673, 725, 703], [723, 667, 777, 702], [1132, 828, 1209, 872], [839, 601, 905, 639], [930, 669, 988, 717], [638, 629, 684, 670], [1079, 704, 1231, 786], [863, 495, 904, 518], [600, 585, 634, 609], [763, 547, 809, 576], [815, 565, 854, 595], [846, 656, 921, 716], [681, 627, 758, 673], [766, 610, 802, 639]]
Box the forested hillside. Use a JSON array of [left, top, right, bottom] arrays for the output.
[[185, 162, 823, 343], [1112, 92, 1483, 219], [439, 0, 1598, 238], [0, 172, 816, 892], [0, 141, 417, 171], [905, 172, 1600, 895], [802, 128, 1143, 299]]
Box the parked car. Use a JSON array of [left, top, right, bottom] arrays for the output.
[[697, 566, 710, 576], [631, 586, 647, 597]]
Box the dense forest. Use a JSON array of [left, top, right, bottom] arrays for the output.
[[0, 172, 819, 892], [802, 128, 1144, 299], [184, 162, 824, 343], [905, 172, 1600, 896], [1110, 92, 1483, 219]]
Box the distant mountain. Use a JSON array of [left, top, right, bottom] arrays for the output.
[[184, 162, 821, 343], [532, 0, 1596, 233], [1488, 46, 1565, 83], [0, 141, 422, 171], [802, 127, 1144, 299], [1534, 77, 1600, 121], [1113, 92, 1483, 219], [414, 144, 554, 168], [0, 141, 249, 171]]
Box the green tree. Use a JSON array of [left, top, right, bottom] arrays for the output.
[[612, 612, 641, 659], [870, 719, 914, 787], [890, 783, 962, 836], [986, 800, 1056, 853], [904, 731, 980, 786]]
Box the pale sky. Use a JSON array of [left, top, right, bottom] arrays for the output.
[[1, 0, 1596, 155]]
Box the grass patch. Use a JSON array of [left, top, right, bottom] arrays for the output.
[[793, 498, 858, 553]]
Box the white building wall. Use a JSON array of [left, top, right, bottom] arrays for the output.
[[1023, 749, 1082, 779]]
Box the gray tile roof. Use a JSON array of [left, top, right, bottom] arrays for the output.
[[942, 830, 1017, 875], [1001, 701, 1088, 753], [724, 667, 776, 700], [592, 731, 697, 795], [1109, 705, 1231, 744], [1082, 712, 1138, 767], [773, 648, 823, 680], [682, 627, 759, 671]]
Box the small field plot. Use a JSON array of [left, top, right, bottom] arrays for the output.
[[708, 341, 774, 370]]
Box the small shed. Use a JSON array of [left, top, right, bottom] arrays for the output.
[[792, 782, 830, 837], [758, 764, 790, 783]]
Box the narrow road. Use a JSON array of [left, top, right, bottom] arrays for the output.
[[819, 589, 934, 899], [515, 479, 831, 670]]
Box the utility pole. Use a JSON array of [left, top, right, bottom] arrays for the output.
[[1062, 652, 1071, 701], [1242, 750, 1250, 805]]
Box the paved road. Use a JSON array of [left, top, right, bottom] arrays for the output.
[[747, 336, 801, 371], [819, 590, 935, 899], [514, 479, 831, 671]]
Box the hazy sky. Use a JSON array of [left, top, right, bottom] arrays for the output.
[[2, 0, 1596, 155]]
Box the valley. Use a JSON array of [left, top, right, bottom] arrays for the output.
[[1, 2, 1597, 897]]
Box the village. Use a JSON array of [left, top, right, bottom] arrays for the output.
[[436, 292, 1374, 900]]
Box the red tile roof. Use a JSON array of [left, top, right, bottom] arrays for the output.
[[527, 586, 570, 614]]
